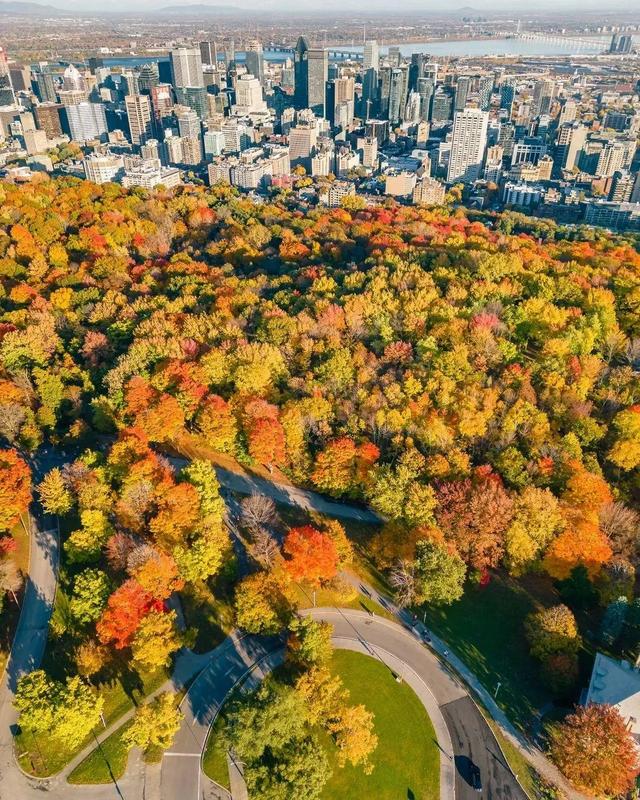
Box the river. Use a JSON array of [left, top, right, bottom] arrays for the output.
[[101, 34, 622, 67]]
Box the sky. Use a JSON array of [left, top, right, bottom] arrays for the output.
[[5, 0, 640, 14]]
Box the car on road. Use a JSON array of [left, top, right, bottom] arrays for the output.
[[471, 764, 482, 793]]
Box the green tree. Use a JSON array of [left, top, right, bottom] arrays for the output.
[[70, 569, 111, 625], [413, 540, 466, 606], [525, 605, 581, 661], [287, 617, 333, 665], [122, 692, 183, 752], [38, 468, 73, 515], [131, 610, 182, 669]]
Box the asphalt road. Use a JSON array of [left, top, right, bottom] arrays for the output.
[[306, 609, 527, 800], [161, 608, 527, 800]]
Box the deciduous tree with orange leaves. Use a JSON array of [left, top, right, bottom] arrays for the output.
[[283, 525, 338, 585], [247, 416, 286, 469], [96, 579, 160, 650], [0, 448, 31, 532], [548, 704, 640, 796]]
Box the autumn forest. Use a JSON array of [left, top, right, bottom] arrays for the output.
[[1, 176, 640, 798]]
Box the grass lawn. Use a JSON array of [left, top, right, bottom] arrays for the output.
[[202, 650, 439, 800], [321, 650, 439, 800], [15, 665, 167, 777], [67, 722, 132, 785], [422, 573, 551, 733], [202, 713, 230, 789]]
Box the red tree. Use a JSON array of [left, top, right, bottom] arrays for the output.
[[96, 579, 161, 649], [283, 525, 338, 585]]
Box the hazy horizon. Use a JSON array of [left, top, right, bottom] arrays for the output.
[[3, 0, 640, 15]]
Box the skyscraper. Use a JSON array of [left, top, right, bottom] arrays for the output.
[[417, 77, 433, 122], [532, 79, 554, 117], [388, 68, 405, 125], [34, 66, 57, 104], [125, 94, 153, 145], [455, 76, 470, 112], [137, 63, 159, 95], [500, 79, 516, 114], [363, 40, 379, 72], [478, 77, 493, 111], [65, 102, 108, 142], [307, 47, 328, 117], [199, 41, 218, 66], [294, 36, 309, 110], [0, 47, 16, 107], [554, 122, 587, 173], [447, 108, 489, 183], [408, 53, 425, 93], [170, 47, 204, 89], [245, 40, 265, 85]]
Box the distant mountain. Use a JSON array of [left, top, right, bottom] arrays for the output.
[[0, 0, 65, 12], [157, 3, 239, 13]]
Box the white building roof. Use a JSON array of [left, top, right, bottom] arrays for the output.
[[586, 653, 640, 737]]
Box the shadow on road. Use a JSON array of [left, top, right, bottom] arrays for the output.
[[454, 754, 475, 787]]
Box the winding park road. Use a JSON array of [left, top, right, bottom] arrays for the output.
[[0, 444, 587, 800], [161, 609, 526, 800]]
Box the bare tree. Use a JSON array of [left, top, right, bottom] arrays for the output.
[[600, 502, 640, 564], [240, 494, 278, 533], [389, 561, 417, 608], [105, 532, 139, 571], [251, 527, 280, 568], [0, 560, 23, 605], [0, 403, 26, 444]]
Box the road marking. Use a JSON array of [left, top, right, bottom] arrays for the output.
[[164, 752, 201, 757]]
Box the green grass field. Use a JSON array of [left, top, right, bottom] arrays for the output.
[[202, 649, 440, 800], [422, 573, 550, 733], [321, 650, 439, 800], [67, 722, 132, 785]]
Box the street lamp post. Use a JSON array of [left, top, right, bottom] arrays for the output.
[[495, 681, 502, 699]]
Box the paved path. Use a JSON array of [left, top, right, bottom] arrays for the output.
[[0, 444, 585, 800], [345, 574, 588, 800], [0, 494, 59, 800], [160, 609, 526, 800]]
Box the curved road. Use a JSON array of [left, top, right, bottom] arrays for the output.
[[0, 444, 584, 800], [161, 609, 527, 800]]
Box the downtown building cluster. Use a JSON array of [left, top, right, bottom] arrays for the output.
[[1, 34, 640, 228]]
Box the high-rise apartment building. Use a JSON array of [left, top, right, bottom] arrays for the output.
[[66, 102, 108, 142], [150, 84, 173, 123], [454, 76, 470, 112], [170, 47, 204, 89], [35, 103, 63, 138], [596, 141, 627, 178], [0, 46, 16, 106], [447, 108, 489, 183], [245, 40, 265, 85], [554, 122, 587, 173], [125, 94, 153, 145], [307, 47, 328, 117]]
